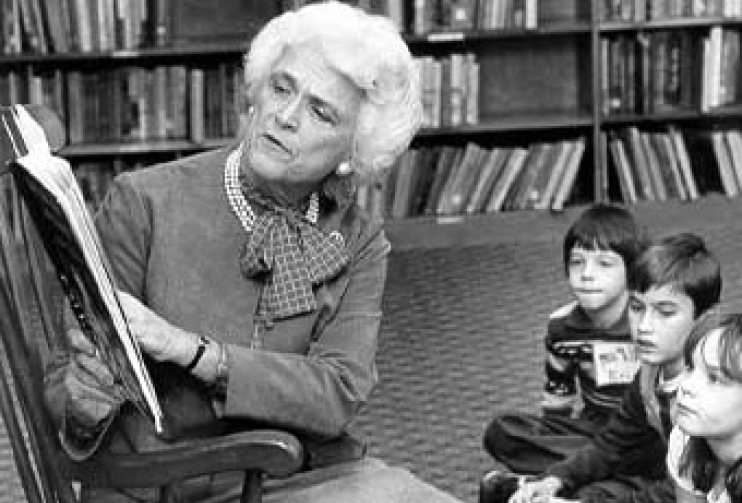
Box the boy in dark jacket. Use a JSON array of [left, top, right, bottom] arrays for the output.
[[484, 203, 647, 474], [481, 232, 722, 503]]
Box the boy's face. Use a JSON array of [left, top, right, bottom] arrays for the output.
[[567, 246, 628, 315], [628, 284, 695, 377]]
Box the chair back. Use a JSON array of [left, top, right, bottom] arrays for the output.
[[0, 104, 78, 503]]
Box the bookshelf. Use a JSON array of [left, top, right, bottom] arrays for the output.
[[2, 0, 742, 219]]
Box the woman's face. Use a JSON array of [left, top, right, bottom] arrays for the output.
[[674, 328, 742, 443], [246, 44, 362, 202]]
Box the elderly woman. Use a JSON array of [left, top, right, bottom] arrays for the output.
[[43, 2, 463, 502], [667, 312, 742, 503]]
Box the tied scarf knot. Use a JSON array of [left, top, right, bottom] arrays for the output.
[[239, 190, 349, 320]]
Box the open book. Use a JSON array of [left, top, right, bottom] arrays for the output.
[[2, 105, 164, 435]]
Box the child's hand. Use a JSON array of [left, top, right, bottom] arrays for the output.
[[509, 476, 563, 503]]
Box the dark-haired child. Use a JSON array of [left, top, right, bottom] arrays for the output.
[[483, 203, 647, 475], [482, 232, 722, 503]]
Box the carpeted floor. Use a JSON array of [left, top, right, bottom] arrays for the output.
[[350, 241, 567, 502]]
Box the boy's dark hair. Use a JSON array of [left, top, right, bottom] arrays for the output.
[[628, 232, 721, 318], [563, 203, 646, 275]]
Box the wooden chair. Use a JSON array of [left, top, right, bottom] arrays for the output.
[[0, 105, 304, 503]]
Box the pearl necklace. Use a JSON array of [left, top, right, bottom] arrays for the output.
[[224, 142, 319, 233]]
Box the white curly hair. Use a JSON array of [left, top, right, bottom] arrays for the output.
[[243, 1, 422, 180]]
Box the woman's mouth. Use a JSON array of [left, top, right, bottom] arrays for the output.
[[258, 134, 292, 158]]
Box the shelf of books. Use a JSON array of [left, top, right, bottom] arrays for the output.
[[3, 0, 742, 223]]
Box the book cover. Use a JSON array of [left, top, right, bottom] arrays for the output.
[[391, 148, 419, 219], [528, 141, 575, 210], [652, 131, 686, 201], [424, 145, 462, 215], [409, 146, 441, 216], [485, 147, 529, 213], [3, 105, 165, 435], [668, 125, 699, 200], [510, 142, 552, 211], [551, 137, 586, 211], [624, 126, 655, 201], [724, 129, 742, 191], [609, 134, 639, 205], [639, 130, 668, 202], [710, 130, 738, 197], [438, 142, 486, 215], [465, 147, 509, 214], [534, 139, 577, 210]]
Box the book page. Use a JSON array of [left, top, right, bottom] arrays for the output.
[[9, 108, 164, 434]]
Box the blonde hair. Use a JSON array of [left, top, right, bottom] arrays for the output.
[[243, 1, 422, 179]]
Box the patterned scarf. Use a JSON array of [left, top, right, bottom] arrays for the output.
[[239, 184, 349, 320]]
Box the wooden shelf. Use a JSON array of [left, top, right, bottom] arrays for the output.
[[60, 138, 231, 158]]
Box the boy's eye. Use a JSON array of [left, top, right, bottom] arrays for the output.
[[656, 306, 679, 318], [628, 298, 643, 312], [568, 257, 583, 267]]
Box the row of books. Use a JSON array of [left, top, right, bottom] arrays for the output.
[[601, 26, 740, 116], [608, 126, 697, 204], [404, 0, 587, 34], [695, 129, 742, 199], [603, 0, 742, 22], [417, 53, 480, 129], [1, 62, 242, 144], [413, 0, 539, 33], [2, 0, 163, 54], [606, 126, 742, 205], [357, 138, 586, 219], [71, 127, 742, 220]]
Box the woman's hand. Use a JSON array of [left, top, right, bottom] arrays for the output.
[[509, 476, 564, 503], [117, 290, 199, 366], [64, 328, 125, 433]]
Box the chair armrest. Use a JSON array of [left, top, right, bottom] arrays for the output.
[[64, 429, 305, 489]]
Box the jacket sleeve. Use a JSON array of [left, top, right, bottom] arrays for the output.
[[541, 318, 578, 415], [545, 372, 669, 503]]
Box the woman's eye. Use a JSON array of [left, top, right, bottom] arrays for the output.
[[271, 79, 290, 95], [312, 105, 334, 124]]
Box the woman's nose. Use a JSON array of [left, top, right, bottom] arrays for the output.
[[276, 97, 301, 130]]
